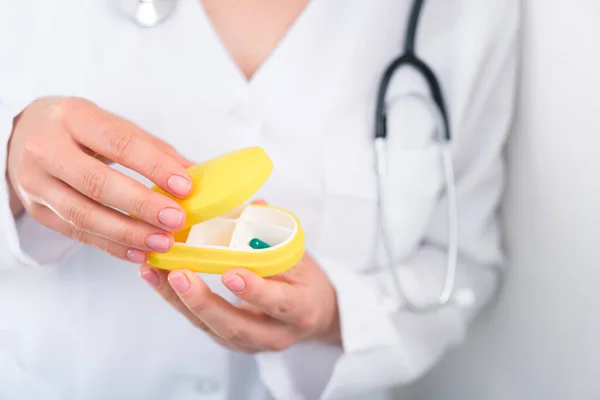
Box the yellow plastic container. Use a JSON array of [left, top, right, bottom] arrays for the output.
[[146, 147, 305, 277]]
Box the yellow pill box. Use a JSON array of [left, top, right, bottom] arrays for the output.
[[146, 147, 305, 277]]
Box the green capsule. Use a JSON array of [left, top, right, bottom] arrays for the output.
[[249, 238, 271, 249]]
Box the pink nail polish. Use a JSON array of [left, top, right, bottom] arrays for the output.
[[169, 272, 190, 294], [167, 175, 192, 197], [146, 234, 171, 252], [158, 208, 183, 230], [126, 249, 146, 263], [223, 274, 246, 292], [140, 268, 160, 288]]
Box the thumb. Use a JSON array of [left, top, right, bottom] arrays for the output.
[[251, 199, 267, 205]]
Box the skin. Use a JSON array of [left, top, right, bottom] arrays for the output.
[[7, 97, 195, 263], [201, 0, 309, 79], [7, 0, 342, 351], [140, 248, 341, 352]]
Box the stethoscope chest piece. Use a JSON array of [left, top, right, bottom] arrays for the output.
[[120, 0, 177, 28]]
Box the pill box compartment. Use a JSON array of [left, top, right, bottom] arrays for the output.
[[182, 204, 296, 250], [148, 203, 304, 277]]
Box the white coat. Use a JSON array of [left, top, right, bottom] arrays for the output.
[[0, 1, 519, 399]]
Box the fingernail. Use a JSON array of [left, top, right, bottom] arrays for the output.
[[169, 272, 190, 294], [223, 274, 246, 292], [167, 175, 192, 197], [158, 208, 183, 230], [140, 268, 160, 288], [126, 249, 146, 263], [146, 233, 172, 252]]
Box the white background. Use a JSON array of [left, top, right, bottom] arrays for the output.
[[402, 1, 600, 399]]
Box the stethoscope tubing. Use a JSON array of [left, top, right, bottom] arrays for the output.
[[374, 0, 460, 313]]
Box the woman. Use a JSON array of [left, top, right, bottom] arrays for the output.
[[0, 0, 519, 399]]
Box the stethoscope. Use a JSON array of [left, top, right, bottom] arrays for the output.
[[124, 0, 461, 313], [375, 0, 460, 313]]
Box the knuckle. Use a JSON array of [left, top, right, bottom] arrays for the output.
[[188, 297, 210, 315], [131, 195, 152, 219], [159, 141, 175, 153], [163, 290, 182, 305], [96, 238, 112, 254], [80, 169, 107, 200], [102, 241, 124, 258], [67, 204, 93, 231], [147, 159, 166, 179], [21, 137, 46, 165], [68, 224, 89, 244], [164, 144, 178, 156], [51, 97, 89, 123], [21, 136, 38, 156], [107, 130, 136, 160], [119, 225, 138, 247]]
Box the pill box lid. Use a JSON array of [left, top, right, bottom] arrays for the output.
[[152, 147, 273, 230]]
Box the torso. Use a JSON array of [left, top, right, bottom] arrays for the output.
[[0, 0, 479, 398]]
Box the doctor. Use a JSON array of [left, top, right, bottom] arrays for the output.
[[0, 0, 519, 399]]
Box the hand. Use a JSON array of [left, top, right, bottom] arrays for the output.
[[7, 96, 194, 263], [139, 253, 341, 353]]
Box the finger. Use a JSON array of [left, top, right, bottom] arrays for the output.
[[236, 301, 264, 316], [139, 266, 263, 354], [210, 334, 261, 354], [167, 270, 298, 352], [140, 135, 196, 168], [80, 148, 113, 165], [30, 204, 147, 263], [139, 266, 217, 331], [45, 145, 186, 232], [83, 137, 195, 168], [221, 268, 314, 327], [62, 98, 192, 198], [40, 178, 174, 253]]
